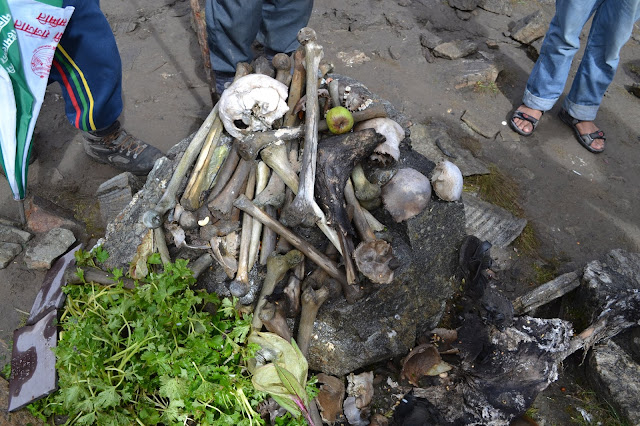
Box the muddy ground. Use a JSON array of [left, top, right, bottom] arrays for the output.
[[1, 0, 639, 423]]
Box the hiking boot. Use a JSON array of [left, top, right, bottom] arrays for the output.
[[82, 121, 163, 175]]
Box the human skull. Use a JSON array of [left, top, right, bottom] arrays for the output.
[[218, 74, 289, 140], [354, 117, 404, 166]]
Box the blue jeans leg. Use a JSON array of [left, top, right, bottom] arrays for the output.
[[205, 0, 313, 74], [563, 0, 640, 120], [522, 0, 601, 112]]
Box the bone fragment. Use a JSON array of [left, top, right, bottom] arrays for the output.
[[280, 27, 323, 228], [210, 234, 239, 279], [248, 162, 269, 269], [272, 52, 292, 87], [153, 227, 171, 265], [346, 180, 396, 284], [283, 47, 305, 127], [260, 205, 278, 265], [236, 126, 304, 160], [234, 195, 347, 286], [254, 170, 286, 208], [208, 159, 253, 220], [180, 116, 225, 210], [284, 262, 304, 317], [259, 301, 292, 341], [512, 272, 580, 315], [252, 55, 275, 78], [351, 164, 381, 202], [142, 104, 219, 229], [316, 373, 346, 424], [207, 144, 240, 201], [189, 252, 215, 279], [252, 249, 304, 331], [228, 166, 256, 297], [298, 285, 331, 357], [328, 78, 341, 107]]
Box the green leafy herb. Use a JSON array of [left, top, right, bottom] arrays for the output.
[[29, 253, 266, 425]]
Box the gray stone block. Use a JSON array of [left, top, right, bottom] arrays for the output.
[[0, 242, 22, 269], [24, 228, 76, 270], [510, 10, 549, 45], [433, 40, 478, 59], [96, 172, 144, 225], [0, 224, 32, 244]]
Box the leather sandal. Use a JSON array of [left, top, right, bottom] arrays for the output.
[[509, 108, 542, 136], [558, 108, 605, 154]]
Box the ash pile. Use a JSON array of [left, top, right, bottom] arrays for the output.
[[99, 26, 466, 379]]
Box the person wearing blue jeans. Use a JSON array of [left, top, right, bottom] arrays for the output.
[[205, 0, 314, 93], [47, 0, 163, 174], [510, 0, 640, 153]]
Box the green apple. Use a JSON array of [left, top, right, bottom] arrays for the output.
[[325, 106, 354, 134]]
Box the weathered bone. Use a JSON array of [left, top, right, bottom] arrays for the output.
[[252, 249, 304, 331], [252, 55, 275, 77], [206, 144, 240, 201], [228, 166, 256, 297], [234, 195, 347, 286], [208, 159, 253, 220], [283, 47, 305, 127], [142, 104, 219, 229], [259, 300, 292, 342], [254, 170, 286, 208], [328, 78, 341, 107], [346, 180, 396, 284], [351, 164, 380, 202], [280, 27, 324, 228], [260, 141, 342, 254], [259, 205, 278, 265], [284, 262, 304, 317], [272, 53, 292, 87], [180, 117, 225, 210], [248, 162, 269, 269], [209, 233, 238, 278], [298, 285, 331, 357], [236, 126, 304, 160], [315, 129, 386, 287]]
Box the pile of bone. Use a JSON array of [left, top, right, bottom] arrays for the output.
[[145, 27, 463, 356]]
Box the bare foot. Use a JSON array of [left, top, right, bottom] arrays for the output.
[[512, 105, 543, 134], [575, 121, 605, 151]]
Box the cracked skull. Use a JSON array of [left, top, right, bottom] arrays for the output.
[[218, 74, 289, 140]]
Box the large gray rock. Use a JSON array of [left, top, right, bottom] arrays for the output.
[[478, 0, 512, 16], [510, 10, 548, 45], [100, 136, 191, 270], [307, 148, 466, 376], [588, 340, 640, 425], [0, 224, 32, 244], [23, 228, 76, 270], [0, 242, 22, 269]]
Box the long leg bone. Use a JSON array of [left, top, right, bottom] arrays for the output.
[[228, 165, 256, 297], [283, 47, 306, 127], [234, 195, 347, 286], [260, 141, 342, 254], [280, 28, 324, 228], [206, 145, 240, 201], [248, 162, 270, 269], [254, 170, 286, 208], [252, 249, 304, 331], [315, 129, 386, 287], [208, 159, 253, 220], [260, 205, 279, 265]]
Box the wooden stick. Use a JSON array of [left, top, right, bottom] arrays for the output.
[[188, 0, 215, 104]]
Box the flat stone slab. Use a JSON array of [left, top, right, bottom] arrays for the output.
[[409, 123, 490, 177], [0, 224, 32, 244], [478, 0, 512, 16], [588, 340, 640, 425], [0, 242, 22, 269], [433, 40, 478, 59], [449, 58, 500, 89], [461, 109, 502, 139], [24, 228, 76, 270], [462, 193, 527, 248], [448, 0, 479, 11], [97, 172, 143, 225], [8, 308, 58, 412], [27, 245, 81, 325], [510, 10, 548, 45], [25, 195, 85, 236]]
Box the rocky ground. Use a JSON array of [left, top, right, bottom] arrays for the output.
[[1, 0, 640, 424]]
